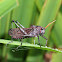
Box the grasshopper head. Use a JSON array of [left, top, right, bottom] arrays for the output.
[[40, 27, 45, 35]]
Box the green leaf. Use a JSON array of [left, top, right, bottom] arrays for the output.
[[52, 53, 62, 62], [0, 39, 62, 53], [0, 0, 17, 17], [35, 0, 45, 12], [51, 12, 62, 47]]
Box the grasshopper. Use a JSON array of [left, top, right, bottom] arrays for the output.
[[8, 20, 56, 49]]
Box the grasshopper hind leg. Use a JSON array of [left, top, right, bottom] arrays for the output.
[[15, 39, 23, 51], [38, 36, 41, 47], [6, 21, 13, 46], [6, 40, 13, 46], [16, 20, 25, 28]]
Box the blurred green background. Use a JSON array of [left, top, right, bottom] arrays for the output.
[[0, 0, 62, 62]]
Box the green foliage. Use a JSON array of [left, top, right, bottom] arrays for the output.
[[52, 53, 62, 62], [0, 39, 62, 53], [0, 0, 17, 17], [0, 0, 62, 62]]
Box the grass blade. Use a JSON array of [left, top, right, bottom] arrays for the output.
[[0, 39, 62, 53], [0, 0, 17, 18]]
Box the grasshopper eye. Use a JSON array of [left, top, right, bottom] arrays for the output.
[[41, 28, 43, 30], [40, 28, 45, 34]]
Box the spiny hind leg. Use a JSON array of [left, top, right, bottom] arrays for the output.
[[12, 20, 27, 35], [16, 20, 25, 28], [6, 37, 13, 46], [6, 20, 14, 46], [15, 38, 23, 50]]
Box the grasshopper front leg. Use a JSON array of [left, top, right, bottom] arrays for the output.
[[38, 36, 41, 47], [16, 39, 23, 50], [41, 35, 48, 46]]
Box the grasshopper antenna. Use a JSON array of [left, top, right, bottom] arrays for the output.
[[45, 20, 56, 29]]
